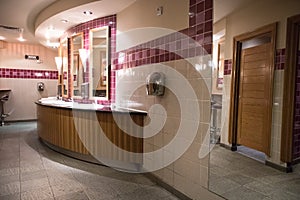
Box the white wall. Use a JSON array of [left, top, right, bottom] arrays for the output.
[[224, 0, 300, 58], [0, 42, 58, 121]]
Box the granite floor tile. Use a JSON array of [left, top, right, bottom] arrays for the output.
[[267, 189, 300, 200], [222, 186, 267, 200], [20, 186, 54, 200], [0, 122, 199, 200], [0, 193, 21, 200], [210, 145, 300, 200], [21, 177, 50, 192], [51, 182, 83, 197], [20, 169, 48, 182], [0, 167, 19, 177], [0, 160, 20, 170], [84, 187, 119, 200], [223, 173, 255, 186], [0, 182, 21, 196], [0, 174, 20, 185], [209, 176, 241, 195], [109, 180, 141, 196], [244, 180, 281, 196], [54, 190, 89, 200]]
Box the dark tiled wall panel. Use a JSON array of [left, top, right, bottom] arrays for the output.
[[223, 59, 232, 75], [293, 51, 300, 160]]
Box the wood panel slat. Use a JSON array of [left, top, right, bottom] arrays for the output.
[[36, 104, 145, 164], [243, 60, 267, 69]]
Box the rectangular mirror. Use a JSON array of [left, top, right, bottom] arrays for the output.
[[71, 33, 84, 98], [61, 38, 68, 97], [89, 26, 110, 100], [216, 40, 225, 89]]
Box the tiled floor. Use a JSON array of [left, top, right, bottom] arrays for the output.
[[209, 145, 300, 200], [0, 122, 180, 200]]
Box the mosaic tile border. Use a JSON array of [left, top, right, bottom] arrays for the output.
[[0, 68, 58, 79]]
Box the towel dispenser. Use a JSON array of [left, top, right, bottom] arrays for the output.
[[146, 72, 165, 96]]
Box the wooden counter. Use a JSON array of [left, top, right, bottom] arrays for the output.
[[36, 101, 146, 171]]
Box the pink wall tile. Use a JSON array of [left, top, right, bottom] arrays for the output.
[[0, 68, 58, 79]]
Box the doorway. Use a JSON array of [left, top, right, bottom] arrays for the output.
[[281, 14, 300, 166], [229, 23, 277, 156]]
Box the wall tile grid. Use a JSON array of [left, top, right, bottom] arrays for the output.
[[293, 50, 300, 160], [0, 68, 58, 79], [223, 59, 232, 75], [275, 48, 285, 70], [114, 0, 213, 70], [64, 15, 117, 102], [115, 0, 213, 197]]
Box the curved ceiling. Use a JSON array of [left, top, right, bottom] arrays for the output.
[[0, 0, 254, 48], [35, 0, 136, 48], [0, 0, 135, 47]]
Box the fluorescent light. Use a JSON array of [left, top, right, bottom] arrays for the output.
[[55, 57, 62, 74]]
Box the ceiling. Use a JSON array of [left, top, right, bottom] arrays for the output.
[[0, 0, 253, 48]]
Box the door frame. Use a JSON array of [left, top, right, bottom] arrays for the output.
[[281, 14, 300, 164], [228, 23, 277, 155]]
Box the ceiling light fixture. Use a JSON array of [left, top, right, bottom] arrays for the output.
[[17, 28, 26, 42], [83, 11, 93, 15]]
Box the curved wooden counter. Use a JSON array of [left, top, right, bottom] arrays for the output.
[[36, 101, 146, 171]]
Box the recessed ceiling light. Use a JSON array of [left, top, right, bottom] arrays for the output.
[[60, 19, 69, 23], [17, 28, 25, 42], [83, 11, 93, 15], [0, 36, 6, 40], [17, 36, 26, 42]]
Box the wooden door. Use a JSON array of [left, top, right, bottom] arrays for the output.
[[237, 42, 272, 155]]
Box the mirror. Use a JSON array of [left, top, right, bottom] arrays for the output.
[[71, 33, 84, 98], [61, 38, 68, 97], [89, 26, 110, 100], [216, 40, 225, 89]]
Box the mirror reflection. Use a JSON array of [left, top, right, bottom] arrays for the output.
[[71, 33, 84, 97], [61, 38, 68, 96], [89, 26, 110, 100]]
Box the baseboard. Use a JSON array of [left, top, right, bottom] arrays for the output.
[[219, 143, 232, 150], [292, 158, 300, 165], [265, 160, 292, 173], [145, 173, 192, 200], [6, 119, 37, 123]]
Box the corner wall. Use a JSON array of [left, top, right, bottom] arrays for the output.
[[115, 0, 220, 199]]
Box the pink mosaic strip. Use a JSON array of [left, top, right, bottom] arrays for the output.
[[275, 48, 285, 70], [224, 59, 232, 75], [0, 68, 58, 79]]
